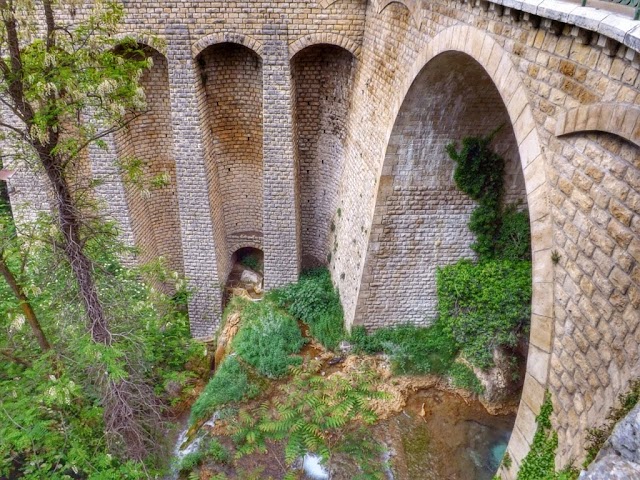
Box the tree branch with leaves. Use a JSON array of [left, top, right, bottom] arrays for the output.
[[0, 0, 161, 461]]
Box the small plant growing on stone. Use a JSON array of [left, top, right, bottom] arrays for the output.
[[502, 451, 512, 469], [551, 250, 561, 265]]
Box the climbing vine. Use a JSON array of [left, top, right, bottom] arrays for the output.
[[446, 128, 531, 261], [515, 393, 578, 480]]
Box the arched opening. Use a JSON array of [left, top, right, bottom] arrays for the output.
[[291, 44, 356, 269], [355, 50, 533, 477], [115, 45, 184, 280], [356, 50, 527, 326], [197, 43, 264, 262], [224, 247, 264, 306]]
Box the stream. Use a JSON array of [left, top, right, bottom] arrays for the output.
[[170, 387, 515, 480], [373, 389, 514, 480]]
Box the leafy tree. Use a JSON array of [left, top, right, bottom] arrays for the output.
[[0, 0, 166, 461]]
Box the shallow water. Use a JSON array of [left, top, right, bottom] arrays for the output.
[[376, 389, 515, 480]]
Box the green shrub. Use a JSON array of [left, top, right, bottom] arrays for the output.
[[206, 438, 230, 464], [350, 321, 459, 376], [437, 259, 531, 370], [447, 132, 505, 260], [232, 302, 306, 378], [446, 131, 530, 262], [268, 268, 345, 350], [179, 451, 204, 473], [516, 393, 578, 480], [449, 363, 484, 394], [496, 204, 531, 261], [190, 357, 259, 425]]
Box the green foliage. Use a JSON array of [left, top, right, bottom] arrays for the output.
[[0, 360, 149, 479], [179, 451, 204, 473], [449, 363, 484, 394], [447, 131, 504, 259], [232, 301, 306, 379], [0, 213, 201, 477], [350, 322, 458, 376], [503, 451, 513, 470], [190, 356, 260, 425], [584, 380, 640, 468], [350, 323, 485, 395], [437, 259, 531, 370], [206, 438, 231, 464], [231, 362, 385, 465], [267, 268, 345, 350], [496, 204, 531, 262], [517, 393, 557, 480], [447, 131, 530, 261], [335, 428, 388, 480], [0, 1, 154, 155], [516, 393, 579, 480]]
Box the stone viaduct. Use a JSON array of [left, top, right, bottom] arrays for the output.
[[6, 0, 640, 477]]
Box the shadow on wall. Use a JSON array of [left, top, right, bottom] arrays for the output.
[[197, 42, 264, 266], [115, 45, 184, 286], [291, 43, 356, 271]]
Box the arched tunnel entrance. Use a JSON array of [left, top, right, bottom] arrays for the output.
[[224, 247, 264, 307], [355, 50, 535, 477]]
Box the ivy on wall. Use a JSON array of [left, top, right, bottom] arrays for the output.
[[446, 129, 531, 262]]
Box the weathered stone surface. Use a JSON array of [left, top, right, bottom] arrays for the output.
[[240, 269, 263, 286], [598, 403, 640, 465], [580, 454, 640, 480]]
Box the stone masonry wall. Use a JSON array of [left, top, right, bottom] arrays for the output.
[[327, 0, 639, 476], [200, 43, 264, 258], [292, 44, 356, 269], [4, 1, 639, 475], [115, 48, 184, 276]]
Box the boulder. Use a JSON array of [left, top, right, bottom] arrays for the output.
[[240, 269, 262, 285], [466, 348, 521, 410], [602, 403, 640, 464], [580, 454, 640, 480]]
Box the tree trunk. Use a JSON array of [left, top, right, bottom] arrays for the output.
[[39, 149, 112, 346], [0, 254, 52, 352]]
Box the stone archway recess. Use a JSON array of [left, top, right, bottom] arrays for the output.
[[361, 24, 554, 477], [191, 32, 264, 60], [288, 32, 361, 59]]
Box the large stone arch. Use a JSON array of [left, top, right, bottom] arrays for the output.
[[191, 32, 264, 60], [354, 25, 553, 477]]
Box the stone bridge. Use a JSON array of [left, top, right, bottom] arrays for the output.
[[7, 0, 640, 476]]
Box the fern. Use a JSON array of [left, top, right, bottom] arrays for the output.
[[231, 362, 385, 466]]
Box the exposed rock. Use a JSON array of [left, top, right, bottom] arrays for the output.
[[601, 403, 640, 464], [464, 348, 521, 414], [581, 403, 640, 479], [338, 340, 353, 355], [214, 311, 242, 368], [240, 269, 262, 286], [580, 454, 640, 480]]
